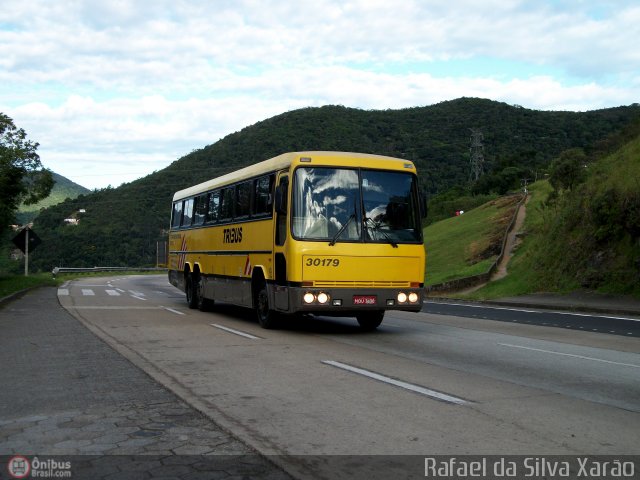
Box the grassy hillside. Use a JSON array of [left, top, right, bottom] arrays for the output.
[[464, 180, 553, 298], [27, 98, 640, 270], [425, 195, 521, 286], [426, 123, 640, 299], [16, 172, 89, 225], [470, 134, 640, 299], [539, 134, 640, 295]]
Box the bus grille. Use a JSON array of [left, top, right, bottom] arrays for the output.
[[312, 280, 410, 288]]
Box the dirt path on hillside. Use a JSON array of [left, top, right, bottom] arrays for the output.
[[456, 195, 529, 295], [491, 195, 529, 281]]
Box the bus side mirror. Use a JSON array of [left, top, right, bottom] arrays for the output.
[[420, 191, 428, 219], [275, 185, 287, 214]]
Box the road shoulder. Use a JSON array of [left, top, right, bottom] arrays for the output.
[[0, 286, 290, 479]]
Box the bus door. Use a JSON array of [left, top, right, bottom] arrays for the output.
[[273, 172, 289, 311]]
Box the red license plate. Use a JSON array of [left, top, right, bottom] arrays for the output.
[[353, 295, 377, 305]]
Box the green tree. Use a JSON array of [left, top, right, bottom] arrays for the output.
[[549, 148, 587, 192], [0, 113, 53, 234]]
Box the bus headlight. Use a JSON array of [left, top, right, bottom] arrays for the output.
[[303, 292, 315, 304], [408, 292, 419, 303], [317, 292, 329, 304], [397, 292, 407, 303]]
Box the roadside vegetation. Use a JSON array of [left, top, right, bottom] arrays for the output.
[[464, 180, 552, 299], [448, 129, 640, 300], [0, 273, 56, 298], [424, 195, 521, 286], [533, 132, 640, 296]]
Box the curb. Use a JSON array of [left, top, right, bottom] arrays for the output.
[[0, 286, 41, 308]]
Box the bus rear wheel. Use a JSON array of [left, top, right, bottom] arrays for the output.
[[186, 273, 199, 309], [196, 276, 213, 312], [256, 284, 279, 329], [356, 311, 384, 331]]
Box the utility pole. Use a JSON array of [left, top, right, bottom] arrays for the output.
[[12, 225, 41, 276], [469, 128, 484, 182], [24, 228, 29, 276]]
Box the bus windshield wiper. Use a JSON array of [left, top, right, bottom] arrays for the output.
[[364, 217, 398, 248], [329, 214, 356, 246]]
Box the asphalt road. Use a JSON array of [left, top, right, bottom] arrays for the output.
[[423, 301, 640, 337], [54, 275, 640, 479]]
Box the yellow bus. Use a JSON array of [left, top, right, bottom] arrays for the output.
[[168, 151, 426, 330]]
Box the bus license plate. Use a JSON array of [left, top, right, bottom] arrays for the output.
[[353, 295, 377, 305]]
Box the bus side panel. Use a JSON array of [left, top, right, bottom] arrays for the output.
[[170, 218, 275, 308]]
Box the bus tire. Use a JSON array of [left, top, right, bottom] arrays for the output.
[[256, 284, 278, 329], [186, 273, 198, 309], [356, 311, 384, 331], [197, 276, 213, 312]]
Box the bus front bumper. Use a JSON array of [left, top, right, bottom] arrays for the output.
[[273, 285, 424, 315]]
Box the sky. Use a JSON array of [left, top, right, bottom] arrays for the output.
[[1, 1, 639, 190]]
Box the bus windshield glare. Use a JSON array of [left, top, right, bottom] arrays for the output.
[[292, 167, 422, 244]]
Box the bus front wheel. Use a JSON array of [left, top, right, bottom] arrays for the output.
[[356, 311, 384, 331], [256, 284, 279, 329]]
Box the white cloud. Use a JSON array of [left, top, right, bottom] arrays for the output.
[[7, 70, 632, 189], [1, 0, 639, 188], [3, 0, 639, 84]]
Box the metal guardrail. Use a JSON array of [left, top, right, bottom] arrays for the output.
[[52, 266, 166, 278]]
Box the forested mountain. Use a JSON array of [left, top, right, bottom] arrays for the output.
[[29, 97, 640, 269], [16, 172, 89, 225]]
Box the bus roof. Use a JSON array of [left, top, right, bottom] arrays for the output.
[[172, 151, 415, 201]]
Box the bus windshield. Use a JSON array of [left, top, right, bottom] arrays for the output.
[[292, 167, 422, 244]]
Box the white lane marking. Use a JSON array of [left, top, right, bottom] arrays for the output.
[[127, 289, 147, 301], [164, 307, 184, 315], [498, 343, 640, 369], [210, 323, 260, 340], [57, 289, 69, 296], [153, 290, 169, 296], [105, 290, 120, 296], [116, 288, 125, 293], [430, 301, 640, 322], [322, 360, 469, 405], [81, 289, 95, 296]]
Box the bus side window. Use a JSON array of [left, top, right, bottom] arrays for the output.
[[171, 201, 183, 228], [236, 181, 252, 218], [276, 176, 288, 246], [193, 194, 208, 226], [253, 174, 273, 216], [207, 191, 220, 224], [182, 198, 194, 227], [219, 188, 234, 221]]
